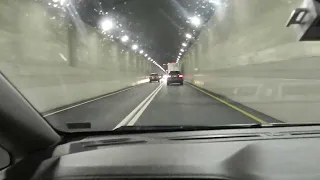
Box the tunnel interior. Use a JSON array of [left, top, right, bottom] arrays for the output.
[[0, 0, 320, 130]]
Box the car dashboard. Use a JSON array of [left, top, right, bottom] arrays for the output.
[[4, 126, 320, 180]]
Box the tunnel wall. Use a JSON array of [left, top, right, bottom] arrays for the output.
[[0, 0, 152, 112], [182, 0, 320, 123]]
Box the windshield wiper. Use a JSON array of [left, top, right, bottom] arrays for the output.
[[114, 123, 320, 133], [114, 124, 263, 132]]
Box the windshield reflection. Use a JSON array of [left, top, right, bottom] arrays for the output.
[[0, 0, 319, 132]]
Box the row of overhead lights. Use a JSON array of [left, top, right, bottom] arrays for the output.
[[99, 18, 165, 72], [48, 0, 68, 8], [47, 0, 165, 72], [176, 16, 202, 63]]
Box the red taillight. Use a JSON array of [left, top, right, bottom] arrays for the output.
[[179, 75, 183, 78]]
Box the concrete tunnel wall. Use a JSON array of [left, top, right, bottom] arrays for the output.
[[0, 0, 154, 112], [182, 0, 320, 123]]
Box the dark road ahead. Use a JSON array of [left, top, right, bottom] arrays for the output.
[[135, 83, 258, 126], [45, 82, 279, 132]]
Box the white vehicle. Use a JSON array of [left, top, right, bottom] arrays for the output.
[[167, 62, 180, 72]]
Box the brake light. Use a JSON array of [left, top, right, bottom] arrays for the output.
[[179, 75, 183, 78]]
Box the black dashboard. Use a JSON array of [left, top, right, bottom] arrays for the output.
[[5, 126, 320, 180]]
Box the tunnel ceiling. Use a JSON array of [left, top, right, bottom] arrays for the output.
[[76, 0, 215, 65]]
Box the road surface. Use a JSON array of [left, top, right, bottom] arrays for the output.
[[45, 81, 280, 132]]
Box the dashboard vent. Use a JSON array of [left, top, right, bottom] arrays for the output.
[[70, 138, 147, 153], [168, 134, 261, 141], [289, 131, 320, 136]]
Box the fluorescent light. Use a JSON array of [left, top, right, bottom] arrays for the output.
[[182, 42, 187, 47], [100, 19, 114, 31], [186, 33, 192, 39], [190, 16, 201, 27], [132, 44, 138, 50], [60, 0, 66, 5], [121, 35, 129, 42]]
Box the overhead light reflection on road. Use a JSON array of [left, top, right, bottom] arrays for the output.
[[162, 74, 169, 83], [132, 78, 150, 86]]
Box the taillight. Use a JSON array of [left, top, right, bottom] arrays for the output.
[[179, 75, 183, 78]]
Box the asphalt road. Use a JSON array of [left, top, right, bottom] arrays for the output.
[[45, 81, 277, 132]]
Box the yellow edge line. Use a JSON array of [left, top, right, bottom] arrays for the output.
[[187, 82, 267, 124]]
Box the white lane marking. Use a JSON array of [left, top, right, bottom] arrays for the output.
[[113, 84, 163, 129], [43, 87, 135, 117], [127, 85, 163, 126]]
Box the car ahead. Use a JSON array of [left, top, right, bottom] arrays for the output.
[[167, 71, 184, 85], [149, 73, 160, 83]]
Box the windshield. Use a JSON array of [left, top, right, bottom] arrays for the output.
[[0, 0, 318, 132]]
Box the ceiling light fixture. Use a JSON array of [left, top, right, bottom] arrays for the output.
[[100, 19, 114, 31], [186, 33, 192, 39], [121, 35, 129, 42], [132, 44, 138, 50], [190, 16, 201, 27]]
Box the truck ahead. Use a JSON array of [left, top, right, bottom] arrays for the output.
[[167, 63, 180, 72]]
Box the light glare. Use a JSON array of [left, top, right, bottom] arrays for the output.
[[60, 0, 66, 5], [132, 44, 138, 50], [121, 35, 129, 42], [190, 16, 201, 27], [101, 19, 113, 31]]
